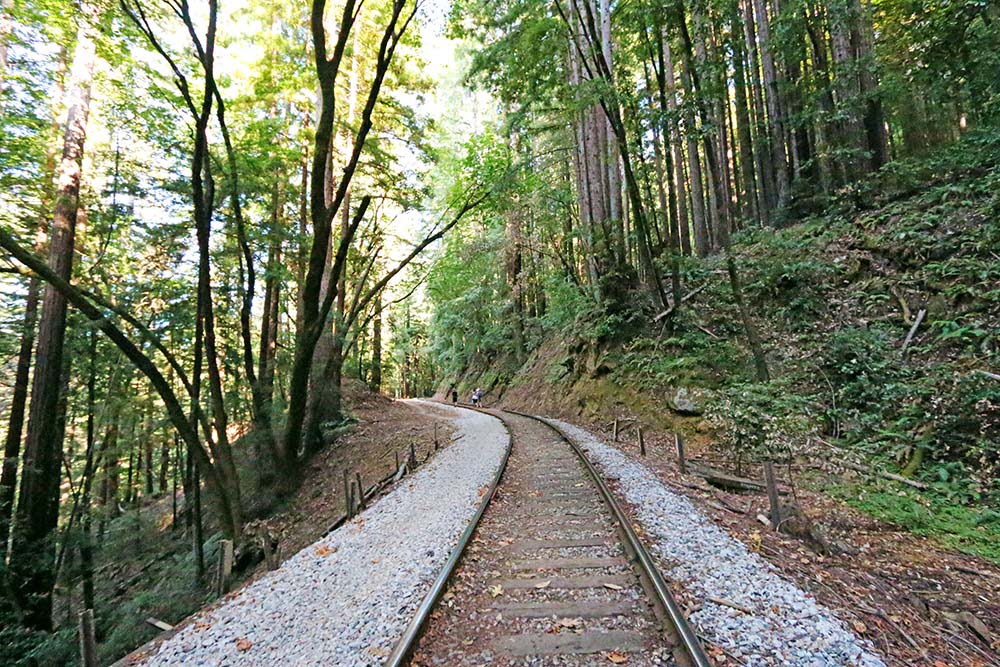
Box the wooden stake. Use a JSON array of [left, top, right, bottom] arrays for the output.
[[343, 469, 352, 518], [434, 422, 439, 450], [394, 450, 400, 472], [763, 462, 781, 530], [638, 427, 646, 456], [409, 442, 417, 468], [676, 433, 686, 473], [613, 417, 619, 442], [79, 609, 97, 667], [216, 539, 233, 596], [355, 472, 366, 510], [348, 480, 357, 516]]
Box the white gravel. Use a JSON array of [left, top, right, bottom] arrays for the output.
[[144, 401, 507, 667], [547, 418, 886, 667]]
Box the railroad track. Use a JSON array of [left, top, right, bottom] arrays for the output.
[[386, 406, 711, 666]]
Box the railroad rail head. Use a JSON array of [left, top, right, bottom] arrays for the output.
[[502, 408, 713, 667], [385, 404, 711, 667]]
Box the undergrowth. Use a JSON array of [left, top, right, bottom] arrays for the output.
[[831, 482, 1000, 565]]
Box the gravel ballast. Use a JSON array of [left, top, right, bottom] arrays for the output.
[[548, 418, 886, 667], [144, 401, 507, 667]]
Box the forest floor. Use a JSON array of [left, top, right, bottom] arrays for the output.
[[104, 384, 455, 665], [481, 397, 1000, 666]]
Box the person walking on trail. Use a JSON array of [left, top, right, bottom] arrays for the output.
[[451, 387, 458, 404], [471, 388, 484, 407]]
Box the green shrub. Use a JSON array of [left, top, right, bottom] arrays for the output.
[[706, 381, 813, 471]]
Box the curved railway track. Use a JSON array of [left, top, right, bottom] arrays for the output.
[[386, 406, 711, 667]]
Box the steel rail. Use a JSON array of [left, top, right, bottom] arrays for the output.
[[505, 409, 714, 667], [383, 405, 513, 667]]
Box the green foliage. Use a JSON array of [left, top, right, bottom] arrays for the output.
[[834, 483, 1000, 564], [706, 380, 814, 466]]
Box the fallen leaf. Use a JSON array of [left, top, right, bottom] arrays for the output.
[[558, 618, 583, 629], [606, 651, 628, 664], [851, 620, 867, 634], [602, 583, 623, 591], [534, 580, 552, 589], [315, 544, 337, 556], [488, 584, 503, 598], [235, 638, 253, 652]]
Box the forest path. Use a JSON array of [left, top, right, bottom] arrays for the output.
[[137, 402, 508, 667]]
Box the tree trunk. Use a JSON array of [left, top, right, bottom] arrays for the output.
[[804, 1, 837, 191], [0, 38, 68, 564], [655, 29, 692, 256], [727, 254, 770, 382], [674, 46, 710, 256], [8, 6, 97, 630], [0, 251, 42, 561], [370, 291, 382, 392], [730, 12, 759, 223], [742, 0, 776, 216], [829, 0, 865, 181], [506, 201, 526, 364], [158, 441, 169, 496], [751, 0, 790, 210], [79, 329, 98, 611], [854, 0, 888, 169]]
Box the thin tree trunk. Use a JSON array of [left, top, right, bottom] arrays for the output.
[[655, 29, 692, 256], [79, 329, 98, 611], [727, 254, 770, 381], [675, 48, 709, 256], [370, 290, 382, 392], [507, 202, 526, 364], [742, 0, 776, 215], [751, 0, 790, 210]]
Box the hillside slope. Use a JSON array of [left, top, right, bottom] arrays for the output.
[[447, 133, 1000, 563]]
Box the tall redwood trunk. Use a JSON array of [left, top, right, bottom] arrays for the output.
[[8, 6, 97, 630], [0, 44, 68, 562]]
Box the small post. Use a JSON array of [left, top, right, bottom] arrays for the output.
[[409, 442, 417, 468], [675, 433, 686, 474], [216, 539, 233, 596], [613, 417, 619, 443], [343, 469, 352, 518], [764, 462, 781, 530], [79, 609, 97, 667], [394, 450, 400, 473], [638, 427, 646, 456], [348, 480, 357, 516], [355, 471, 366, 510], [434, 422, 439, 450]]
